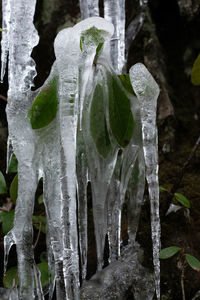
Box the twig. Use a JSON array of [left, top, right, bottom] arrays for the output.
[[171, 134, 200, 193], [34, 260, 44, 299], [0, 94, 8, 103], [181, 265, 186, 300], [33, 221, 42, 249], [0, 207, 9, 212]]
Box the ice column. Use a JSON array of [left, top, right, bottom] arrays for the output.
[[104, 0, 125, 73], [2, 0, 39, 299], [79, 0, 99, 19], [130, 63, 161, 300]]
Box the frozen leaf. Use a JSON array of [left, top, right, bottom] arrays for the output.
[[29, 77, 59, 129], [95, 42, 104, 58], [90, 83, 112, 158], [185, 254, 200, 272], [191, 54, 200, 86], [9, 174, 18, 204], [118, 74, 135, 95], [37, 262, 50, 287], [37, 194, 43, 204], [3, 266, 18, 288], [80, 26, 105, 50], [159, 246, 182, 259], [174, 193, 190, 208], [32, 215, 46, 233], [166, 204, 181, 216], [107, 71, 135, 147], [8, 154, 18, 173], [0, 171, 7, 194], [0, 209, 14, 235]]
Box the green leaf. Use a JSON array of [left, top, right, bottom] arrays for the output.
[[159, 246, 182, 259], [174, 193, 190, 208], [3, 266, 18, 288], [0, 210, 15, 235], [90, 83, 112, 158], [107, 71, 135, 147], [8, 154, 18, 173], [118, 74, 135, 95], [32, 215, 46, 233], [191, 54, 200, 86], [185, 254, 200, 272], [29, 77, 58, 129], [159, 186, 169, 192], [0, 171, 7, 194], [37, 194, 44, 204], [9, 174, 18, 204], [37, 262, 50, 287]]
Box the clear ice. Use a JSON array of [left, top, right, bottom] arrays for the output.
[[130, 63, 161, 300], [2, 0, 161, 299], [104, 0, 126, 73], [79, 0, 99, 19]]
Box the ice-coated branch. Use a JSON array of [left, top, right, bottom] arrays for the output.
[[130, 63, 161, 300], [79, 0, 99, 19]]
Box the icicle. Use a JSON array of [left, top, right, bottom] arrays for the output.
[[81, 62, 119, 269], [79, 0, 99, 19], [130, 63, 161, 300], [6, 137, 13, 174], [107, 154, 122, 261], [125, 0, 148, 61], [127, 152, 145, 243], [54, 26, 80, 300], [4, 231, 15, 274], [1, 0, 11, 82], [33, 264, 44, 300], [7, 0, 39, 94], [107, 145, 139, 261], [76, 133, 88, 280], [104, 0, 125, 73], [3, 0, 39, 298]]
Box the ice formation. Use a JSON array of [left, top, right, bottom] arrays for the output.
[[79, 0, 99, 19], [79, 0, 126, 73], [104, 0, 126, 73], [130, 63, 161, 300], [1, 1, 161, 299]]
